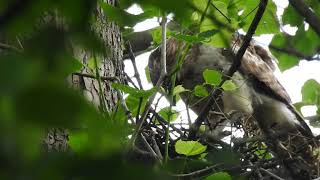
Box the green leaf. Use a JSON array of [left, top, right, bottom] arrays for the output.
[[222, 80, 237, 91], [175, 140, 207, 156], [198, 29, 219, 39], [173, 85, 188, 95], [171, 30, 219, 43], [69, 130, 89, 154], [277, 53, 299, 72], [87, 57, 102, 71], [194, 85, 209, 97], [200, 18, 232, 47], [112, 83, 156, 98], [100, 2, 153, 27], [171, 33, 201, 43], [293, 27, 320, 55], [126, 95, 147, 117], [151, 27, 162, 46], [301, 79, 320, 105], [158, 107, 179, 122], [240, 0, 279, 35], [254, 149, 272, 160], [282, 5, 303, 26], [68, 58, 84, 75], [203, 69, 222, 86], [270, 34, 299, 71], [204, 172, 232, 180], [15, 80, 96, 127], [145, 65, 152, 83]]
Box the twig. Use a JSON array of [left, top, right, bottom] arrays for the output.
[[210, 2, 231, 23], [152, 109, 185, 138], [160, 16, 168, 79], [185, 101, 192, 127], [0, 42, 22, 52], [232, 135, 265, 144], [130, 15, 168, 148], [153, 94, 164, 112], [126, 41, 143, 89], [288, 0, 320, 37], [269, 45, 319, 61], [135, 97, 143, 124], [189, 0, 269, 140], [149, 133, 163, 160], [116, 90, 135, 124], [16, 36, 24, 50], [124, 73, 139, 89], [240, 4, 259, 22], [72, 72, 119, 82], [200, 0, 212, 23], [140, 134, 161, 163], [123, 47, 155, 60], [170, 164, 219, 178], [93, 55, 107, 113], [260, 168, 285, 180]]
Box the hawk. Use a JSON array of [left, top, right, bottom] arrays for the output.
[[148, 34, 314, 139]]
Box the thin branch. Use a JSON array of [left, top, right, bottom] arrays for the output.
[[0, 42, 22, 52], [185, 101, 192, 127], [200, 0, 212, 23], [124, 73, 139, 89], [289, 0, 320, 37], [189, 0, 269, 140], [126, 41, 143, 89], [116, 90, 135, 124], [170, 164, 219, 178], [269, 45, 319, 61], [152, 109, 185, 138], [93, 55, 107, 113], [260, 168, 285, 180], [149, 133, 163, 160], [140, 134, 162, 163], [160, 16, 168, 79], [72, 72, 119, 82], [240, 4, 259, 22], [210, 2, 231, 23], [123, 46, 155, 60], [130, 16, 168, 147]]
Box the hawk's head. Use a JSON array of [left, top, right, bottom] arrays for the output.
[[232, 33, 276, 71]]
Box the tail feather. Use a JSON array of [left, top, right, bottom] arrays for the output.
[[288, 104, 314, 138]]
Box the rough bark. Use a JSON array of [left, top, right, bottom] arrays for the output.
[[43, 0, 124, 152]]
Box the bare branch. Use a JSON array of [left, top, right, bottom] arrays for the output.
[[170, 164, 219, 178], [130, 16, 168, 147], [72, 72, 119, 82], [269, 44, 319, 61], [126, 41, 143, 89], [289, 0, 320, 37], [260, 168, 285, 180], [140, 134, 162, 163], [189, 0, 269, 139], [0, 42, 22, 52]]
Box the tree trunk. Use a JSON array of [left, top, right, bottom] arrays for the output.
[[43, 0, 124, 152]]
